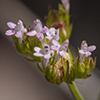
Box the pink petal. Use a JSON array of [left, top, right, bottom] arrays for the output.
[[15, 31, 22, 38], [34, 47, 41, 52], [52, 29, 59, 41], [88, 45, 96, 52], [41, 26, 48, 33], [7, 22, 16, 29], [27, 30, 37, 36], [49, 28, 56, 36], [79, 50, 85, 54], [52, 40, 61, 47], [36, 33, 43, 39], [59, 50, 66, 57], [44, 53, 51, 59], [33, 19, 42, 33], [24, 28, 27, 33], [85, 51, 91, 56], [5, 30, 14, 35], [18, 20, 23, 24], [60, 39, 69, 51], [33, 53, 43, 57], [46, 36, 52, 40], [51, 45, 59, 51], [46, 30, 51, 36]]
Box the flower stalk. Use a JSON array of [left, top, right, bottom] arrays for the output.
[[67, 82, 84, 100]]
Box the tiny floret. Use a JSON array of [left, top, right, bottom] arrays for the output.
[[79, 40, 96, 62]]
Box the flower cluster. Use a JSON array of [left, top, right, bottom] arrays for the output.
[[5, 2, 96, 85], [5, 19, 69, 68], [5, 18, 96, 85]]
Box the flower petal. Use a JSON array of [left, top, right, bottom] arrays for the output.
[[33, 53, 43, 57], [60, 39, 69, 51], [24, 28, 27, 33], [81, 40, 88, 51], [46, 27, 55, 37], [51, 45, 59, 51], [5, 30, 14, 35], [46, 36, 52, 40], [36, 32, 43, 39], [55, 29, 59, 40], [79, 50, 85, 54], [41, 26, 48, 33], [15, 31, 22, 38], [85, 51, 91, 56], [27, 30, 37, 36], [43, 44, 50, 54], [52, 40, 61, 47], [34, 47, 41, 52], [88, 45, 96, 52], [49, 28, 56, 36], [44, 53, 51, 59], [59, 50, 66, 57], [33, 19, 42, 33], [7, 22, 16, 29]]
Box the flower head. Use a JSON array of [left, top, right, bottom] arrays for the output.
[[27, 19, 48, 44], [33, 19, 42, 33], [46, 28, 59, 45], [79, 40, 96, 62], [33, 44, 54, 68], [51, 39, 69, 62], [5, 20, 27, 44]]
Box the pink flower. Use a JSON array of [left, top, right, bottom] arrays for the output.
[[79, 40, 96, 62], [51, 39, 69, 62], [46, 27, 59, 45], [5, 20, 27, 44], [27, 19, 48, 44], [33, 44, 54, 68]]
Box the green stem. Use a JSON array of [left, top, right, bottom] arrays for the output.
[[67, 82, 84, 100]]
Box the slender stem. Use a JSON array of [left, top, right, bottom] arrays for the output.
[[67, 82, 84, 100]]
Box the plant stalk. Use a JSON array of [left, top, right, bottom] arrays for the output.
[[67, 82, 84, 100]]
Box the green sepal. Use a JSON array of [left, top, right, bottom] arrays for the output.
[[12, 35, 30, 55], [45, 65, 56, 84], [37, 63, 45, 75], [24, 57, 42, 62], [58, 3, 69, 24], [68, 47, 74, 63], [45, 10, 60, 28]]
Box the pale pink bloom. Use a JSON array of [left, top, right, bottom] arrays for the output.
[[34, 44, 54, 68], [79, 40, 96, 62], [5, 20, 27, 44], [51, 39, 69, 62], [27, 19, 48, 44]]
